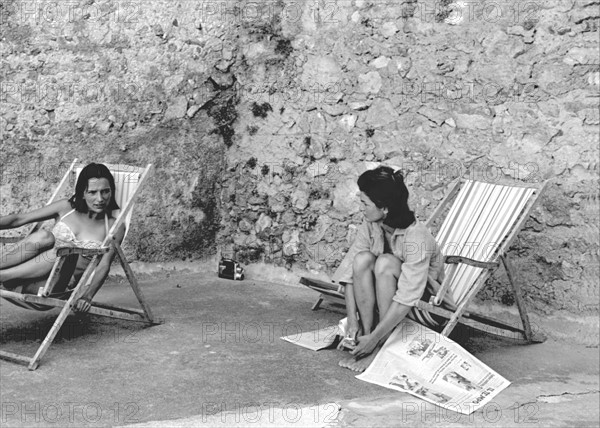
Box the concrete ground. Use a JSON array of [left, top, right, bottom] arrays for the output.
[[0, 270, 598, 428]]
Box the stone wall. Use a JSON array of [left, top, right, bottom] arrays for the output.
[[218, 0, 600, 316], [1, 0, 599, 318], [1, 0, 244, 258]]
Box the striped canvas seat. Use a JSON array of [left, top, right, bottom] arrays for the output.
[[410, 177, 548, 342], [435, 180, 537, 308]]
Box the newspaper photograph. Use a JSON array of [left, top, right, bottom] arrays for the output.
[[356, 319, 511, 415]]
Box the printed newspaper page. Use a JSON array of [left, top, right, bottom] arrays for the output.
[[280, 324, 339, 351], [356, 319, 511, 415]]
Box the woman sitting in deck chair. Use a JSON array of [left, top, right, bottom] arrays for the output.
[[0, 163, 125, 313], [336, 166, 448, 372]]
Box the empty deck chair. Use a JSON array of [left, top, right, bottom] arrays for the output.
[[302, 177, 547, 343], [0, 159, 161, 369]]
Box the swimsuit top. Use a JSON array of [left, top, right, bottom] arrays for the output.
[[52, 209, 109, 251]]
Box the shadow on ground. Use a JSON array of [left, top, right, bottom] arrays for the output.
[[1, 272, 598, 427]]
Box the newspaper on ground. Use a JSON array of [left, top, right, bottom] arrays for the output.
[[280, 324, 340, 351], [356, 319, 511, 415]]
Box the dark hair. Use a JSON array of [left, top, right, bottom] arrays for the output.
[[68, 163, 119, 215], [357, 166, 415, 229]]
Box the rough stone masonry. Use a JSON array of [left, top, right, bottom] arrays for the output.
[[0, 1, 598, 334]]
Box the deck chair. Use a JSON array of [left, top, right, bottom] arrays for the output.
[[302, 178, 548, 343], [0, 159, 162, 370]]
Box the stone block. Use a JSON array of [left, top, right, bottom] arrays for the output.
[[187, 105, 201, 118], [363, 99, 399, 128], [291, 189, 309, 210], [255, 213, 272, 234], [97, 121, 112, 134], [339, 115, 357, 132], [305, 214, 333, 244], [358, 71, 382, 94], [282, 229, 300, 256], [164, 96, 188, 120], [332, 179, 360, 215], [380, 22, 399, 38], [452, 113, 492, 130], [301, 56, 343, 90], [370, 56, 390, 69]]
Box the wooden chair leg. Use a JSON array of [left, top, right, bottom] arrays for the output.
[[501, 254, 533, 342], [113, 241, 160, 324], [440, 303, 470, 337], [0, 350, 37, 369], [312, 295, 324, 311], [28, 257, 100, 370], [27, 300, 72, 370]]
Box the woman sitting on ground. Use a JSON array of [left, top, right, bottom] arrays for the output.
[[334, 166, 448, 372], [0, 163, 125, 312]]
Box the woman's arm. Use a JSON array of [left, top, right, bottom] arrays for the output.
[[74, 223, 126, 313], [0, 200, 70, 230]]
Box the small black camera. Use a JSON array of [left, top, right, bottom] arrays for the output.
[[218, 258, 244, 280]]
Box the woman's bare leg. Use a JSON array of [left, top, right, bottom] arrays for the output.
[[351, 251, 378, 333], [1, 230, 54, 269], [0, 248, 57, 289], [373, 254, 402, 317], [342, 254, 402, 372], [21, 279, 47, 295], [340, 251, 377, 369]]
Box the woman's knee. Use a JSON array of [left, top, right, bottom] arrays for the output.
[[374, 254, 402, 278], [353, 251, 376, 272], [30, 230, 55, 250]]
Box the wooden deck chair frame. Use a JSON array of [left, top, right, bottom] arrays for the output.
[[0, 159, 162, 370], [302, 177, 548, 344]]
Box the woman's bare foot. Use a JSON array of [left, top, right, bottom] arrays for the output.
[[338, 346, 381, 372]]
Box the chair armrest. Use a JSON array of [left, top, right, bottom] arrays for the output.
[[444, 255, 499, 270], [0, 236, 23, 244], [56, 246, 110, 257], [429, 256, 499, 306]]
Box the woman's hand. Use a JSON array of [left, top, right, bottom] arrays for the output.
[[346, 319, 361, 341], [351, 333, 380, 358], [74, 296, 92, 313], [337, 318, 362, 350]]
